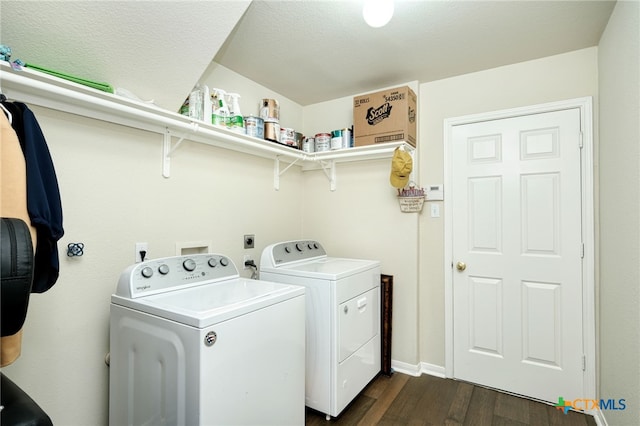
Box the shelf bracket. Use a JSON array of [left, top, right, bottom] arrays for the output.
[[318, 159, 337, 191], [274, 156, 301, 191], [162, 123, 199, 178]]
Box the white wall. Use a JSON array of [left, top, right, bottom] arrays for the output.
[[598, 1, 640, 424]]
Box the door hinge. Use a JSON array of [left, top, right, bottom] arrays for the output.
[[581, 243, 585, 259], [579, 131, 584, 149], [582, 354, 586, 371]]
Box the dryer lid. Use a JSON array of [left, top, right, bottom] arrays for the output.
[[261, 257, 380, 280]]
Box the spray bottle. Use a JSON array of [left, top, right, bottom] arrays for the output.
[[226, 93, 245, 134], [211, 88, 229, 128]]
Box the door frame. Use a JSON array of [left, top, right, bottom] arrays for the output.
[[443, 97, 596, 400]]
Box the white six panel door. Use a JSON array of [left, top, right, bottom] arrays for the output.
[[451, 108, 584, 402]]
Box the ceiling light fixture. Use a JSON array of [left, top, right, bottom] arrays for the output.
[[363, 0, 394, 28]]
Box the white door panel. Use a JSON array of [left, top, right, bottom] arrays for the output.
[[451, 108, 584, 402]]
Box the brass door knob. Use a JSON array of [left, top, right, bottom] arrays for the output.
[[456, 261, 466, 271]]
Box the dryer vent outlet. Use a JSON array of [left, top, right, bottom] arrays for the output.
[[244, 234, 255, 249]]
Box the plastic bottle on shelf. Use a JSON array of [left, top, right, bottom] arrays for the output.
[[226, 93, 245, 134], [211, 88, 229, 128], [179, 96, 189, 116], [202, 85, 212, 123], [186, 84, 211, 122], [188, 84, 204, 121]]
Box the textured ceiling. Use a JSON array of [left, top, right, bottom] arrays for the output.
[[216, 0, 616, 105], [1, 1, 616, 109], [0, 1, 251, 110]]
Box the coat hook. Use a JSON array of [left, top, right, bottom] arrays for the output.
[[67, 242, 84, 257]]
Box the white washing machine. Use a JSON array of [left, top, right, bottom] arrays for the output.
[[109, 253, 305, 426], [260, 240, 381, 420]]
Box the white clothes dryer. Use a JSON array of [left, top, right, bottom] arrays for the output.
[[109, 253, 305, 426], [260, 240, 381, 420]]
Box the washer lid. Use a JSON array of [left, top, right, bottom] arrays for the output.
[[261, 257, 380, 280], [111, 278, 304, 328]]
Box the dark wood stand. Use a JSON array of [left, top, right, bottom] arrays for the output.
[[381, 274, 393, 376]]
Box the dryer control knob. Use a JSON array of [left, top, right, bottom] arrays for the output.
[[208, 258, 218, 268], [219, 257, 229, 267], [158, 264, 170, 275], [295, 243, 304, 252], [183, 259, 196, 271], [141, 266, 153, 278], [284, 246, 291, 253]]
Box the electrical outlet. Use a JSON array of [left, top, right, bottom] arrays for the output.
[[135, 242, 148, 263], [244, 234, 255, 249], [243, 255, 253, 269]]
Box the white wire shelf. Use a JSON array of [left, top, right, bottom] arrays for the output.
[[0, 61, 415, 190]]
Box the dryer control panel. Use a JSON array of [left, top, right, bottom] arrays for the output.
[[263, 240, 327, 266], [115, 254, 239, 298]]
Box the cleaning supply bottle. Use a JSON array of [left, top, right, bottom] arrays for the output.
[[202, 84, 212, 123], [188, 84, 204, 121], [226, 92, 245, 134], [179, 96, 190, 116], [211, 88, 229, 128], [186, 84, 211, 122]]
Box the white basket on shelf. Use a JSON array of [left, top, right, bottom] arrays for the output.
[[397, 195, 425, 213]]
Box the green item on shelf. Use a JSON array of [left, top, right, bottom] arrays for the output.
[[25, 63, 114, 93]]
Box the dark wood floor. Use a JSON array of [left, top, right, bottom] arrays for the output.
[[306, 373, 597, 425]]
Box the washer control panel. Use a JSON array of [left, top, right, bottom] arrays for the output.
[[267, 240, 327, 265], [115, 254, 238, 298]]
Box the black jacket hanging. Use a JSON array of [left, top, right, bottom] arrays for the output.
[[2, 101, 64, 293]]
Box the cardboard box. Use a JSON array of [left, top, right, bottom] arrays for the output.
[[353, 86, 417, 147]]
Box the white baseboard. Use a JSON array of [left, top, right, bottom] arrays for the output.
[[390, 360, 421, 376], [389, 360, 446, 378], [420, 362, 446, 378]]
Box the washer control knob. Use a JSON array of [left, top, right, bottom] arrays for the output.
[[158, 264, 170, 275], [284, 246, 291, 253], [313, 243, 319, 249], [308, 243, 313, 249], [219, 257, 229, 267], [208, 258, 218, 268], [141, 266, 153, 278], [295, 243, 304, 252], [183, 259, 196, 272]]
